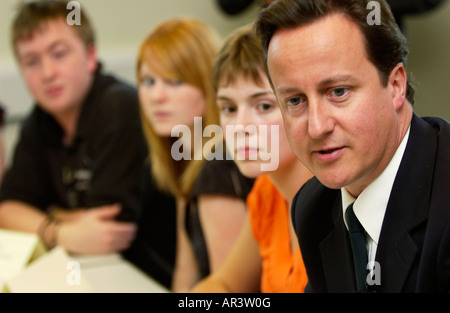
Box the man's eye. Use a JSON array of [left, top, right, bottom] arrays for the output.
[[53, 50, 68, 59], [286, 97, 303, 106], [331, 87, 349, 97], [24, 58, 39, 67]]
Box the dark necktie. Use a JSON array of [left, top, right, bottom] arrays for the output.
[[345, 203, 368, 292]]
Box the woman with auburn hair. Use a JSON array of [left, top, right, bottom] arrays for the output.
[[136, 18, 254, 292]]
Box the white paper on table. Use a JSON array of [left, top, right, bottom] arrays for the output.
[[7, 246, 92, 293], [0, 229, 46, 287]]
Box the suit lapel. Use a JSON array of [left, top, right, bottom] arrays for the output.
[[375, 205, 419, 292], [376, 115, 437, 292]]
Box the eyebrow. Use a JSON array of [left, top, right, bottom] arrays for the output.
[[217, 91, 273, 101], [276, 75, 357, 95], [20, 40, 68, 60], [318, 75, 356, 87]]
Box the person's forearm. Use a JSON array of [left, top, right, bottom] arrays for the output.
[[0, 200, 47, 233], [0, 201, 60, 250], [191, 275, 232, 293], [50, 207, 85, 222]]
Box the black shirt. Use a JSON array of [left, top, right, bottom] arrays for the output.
[[187, 158, 255, 278], [0, 68, 147, 222]]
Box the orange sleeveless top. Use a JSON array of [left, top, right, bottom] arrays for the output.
[[247, 175, 308, 293]]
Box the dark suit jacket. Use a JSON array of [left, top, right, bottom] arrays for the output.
[[292, 114, 450, 292]]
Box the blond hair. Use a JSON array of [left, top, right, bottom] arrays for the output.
[[137, 18, 221, 200]]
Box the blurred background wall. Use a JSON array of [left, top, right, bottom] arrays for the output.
[[0, 0, 449, 163]]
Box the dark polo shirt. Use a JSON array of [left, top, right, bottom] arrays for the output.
[[0, 68, 146, 222]]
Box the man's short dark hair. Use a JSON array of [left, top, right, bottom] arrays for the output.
[[12, 0, 95, 57], [255, 0, 415, 104]]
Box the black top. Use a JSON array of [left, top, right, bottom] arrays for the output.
[[0, 67, 147, 222], [123, 164, 177, 289], [187, 158, 255, 278], [191, 158, 255, 200]]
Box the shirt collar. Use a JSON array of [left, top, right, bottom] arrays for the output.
[[341, 126, 410, 244]]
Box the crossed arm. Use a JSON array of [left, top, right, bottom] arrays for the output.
[[0, 200, 137, 255]]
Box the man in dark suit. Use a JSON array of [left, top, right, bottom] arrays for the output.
[[255, 0, 450, 292]]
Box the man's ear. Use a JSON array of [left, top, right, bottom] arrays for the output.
[[388, 63, 407, 111]]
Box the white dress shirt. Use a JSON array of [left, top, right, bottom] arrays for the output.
[[341, 127, 410, 273]]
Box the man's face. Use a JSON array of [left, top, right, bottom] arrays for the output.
[[268, 14, 405, 196], [16, 18, 96, 118]]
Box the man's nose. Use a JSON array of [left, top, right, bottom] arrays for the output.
[[41, 57, 57, 81], [307, 98, 335, 139]]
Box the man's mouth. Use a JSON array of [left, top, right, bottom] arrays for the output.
[[314, 147, 344, 162]]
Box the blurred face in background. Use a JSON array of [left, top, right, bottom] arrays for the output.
[[137, 19, 219, 139], [16, 18, 97, 118], [138, 62, 206, 137]]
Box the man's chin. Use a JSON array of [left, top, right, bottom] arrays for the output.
[[314, 173, 350, 190]]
